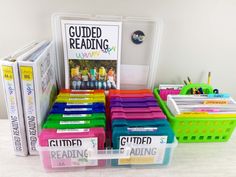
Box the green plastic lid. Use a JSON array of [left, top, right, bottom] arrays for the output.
[[43, 119, 106, 129]]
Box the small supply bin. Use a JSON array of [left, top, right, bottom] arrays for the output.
[[154, 88, 236, 143], [37, 138, 178, 172]]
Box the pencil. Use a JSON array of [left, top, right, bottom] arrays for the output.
[[208, 72, 211, 85], [187, 76, 196, 94]]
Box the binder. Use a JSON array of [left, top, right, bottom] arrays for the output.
[[0, 42, 47, 156], [18, 41, 58, 155], [0, 42, 41, 156]]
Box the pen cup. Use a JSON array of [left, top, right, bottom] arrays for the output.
[[180, 83, 213, 95]]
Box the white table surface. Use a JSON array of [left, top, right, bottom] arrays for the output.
[[0, 119, 235, 177]]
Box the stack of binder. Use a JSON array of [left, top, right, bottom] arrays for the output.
[[0, 41, 57, 156]]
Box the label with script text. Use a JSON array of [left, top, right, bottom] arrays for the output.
[[118, 136, 167, 165]]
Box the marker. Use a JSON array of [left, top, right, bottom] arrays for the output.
[[208, 72, 211, 85], [184, 80, 188, 85], [213, 89, 219, 94], [187, 77, 197, 94], [190, 88, 194, 94], [187, 77, 193, 94], [187, 77, 192, 84], [198, 88, 203, 94], [195, 89, 199, 94]]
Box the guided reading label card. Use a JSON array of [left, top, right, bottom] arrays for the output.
[[39, 128, 105, 168], [118, 136, 167, 165], [49, 137, 98, 168]]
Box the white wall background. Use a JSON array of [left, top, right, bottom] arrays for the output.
[[0, 0, 236, 119]]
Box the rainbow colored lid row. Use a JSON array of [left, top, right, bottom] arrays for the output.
[[38, 89, 176, 169]]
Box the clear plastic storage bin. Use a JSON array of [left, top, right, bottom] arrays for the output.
[[38, 139, 177, 171], [36, 13, 178, 172]]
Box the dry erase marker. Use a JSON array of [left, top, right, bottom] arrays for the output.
[[198, 88, 203, 94]]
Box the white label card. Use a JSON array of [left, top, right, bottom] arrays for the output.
[[56, 129, 89, 133], [63, 21, 120, 60], [127, 127, 158, 132], [59, 121, 89, 125], [62, 114, 91, 118], [48, 137, 98, 168], [66, 103, 92, 106], [118, 136, 167, 165], [64, 108, 91, 111]]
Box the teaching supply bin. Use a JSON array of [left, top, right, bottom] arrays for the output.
[[37, 88, 178, 171], [35, 12, 179, 171], [37, 138, 177, 171], [154, 88, 236, 143]]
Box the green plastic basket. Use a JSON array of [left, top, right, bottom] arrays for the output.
[[154, 88, 236, 143]]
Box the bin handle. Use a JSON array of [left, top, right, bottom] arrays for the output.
[[87, 148, 131, 160]]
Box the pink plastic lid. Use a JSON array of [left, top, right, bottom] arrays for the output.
[[111, 112, 166, 120], [109, 93, 154, 98], [111, 107, 162, 114], [39, 128, 105, 149]]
